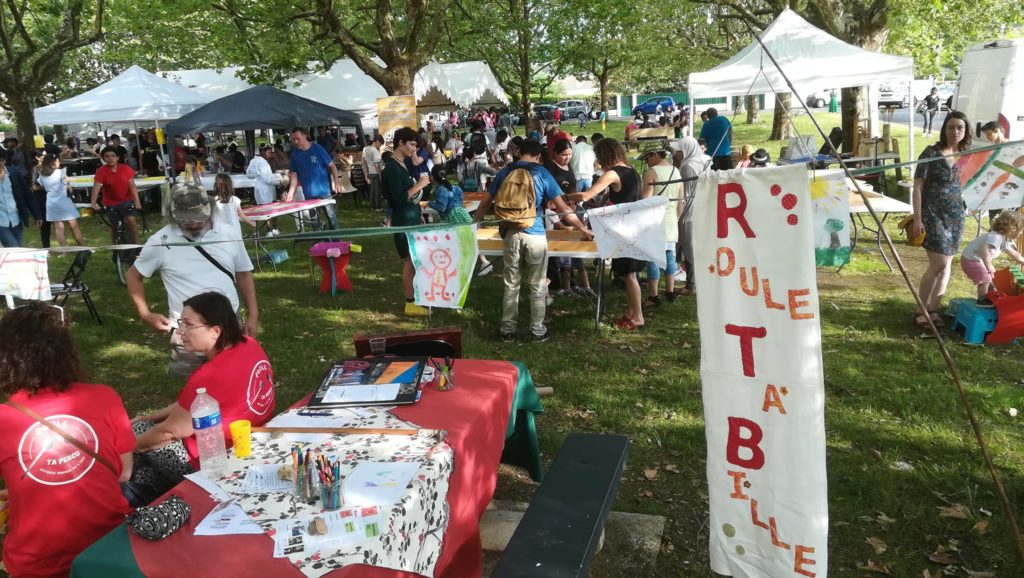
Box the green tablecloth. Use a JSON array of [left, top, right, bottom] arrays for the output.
[[502, 361, 544, 482], [70, 360, 544, 578]]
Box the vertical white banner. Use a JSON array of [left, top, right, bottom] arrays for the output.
[[693, 165, 828, 577]]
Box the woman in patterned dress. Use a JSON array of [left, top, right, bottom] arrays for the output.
[[910, 111, 971, 329]]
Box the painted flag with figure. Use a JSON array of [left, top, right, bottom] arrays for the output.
[[809, 171, 851, 267], [955, 141, 1024, 211], [406, 224, 478, 309], [693, 164, 828, 577], [0, 249, 51, 301], [587, 196, 668, 268]]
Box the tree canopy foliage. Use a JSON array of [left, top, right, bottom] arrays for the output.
[[1, 0, 1020, 135]]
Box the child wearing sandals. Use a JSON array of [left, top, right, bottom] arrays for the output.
[[960, 210, 1024, 307]]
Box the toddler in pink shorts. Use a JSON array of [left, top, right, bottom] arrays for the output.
[[960, 210, 1024, 307]]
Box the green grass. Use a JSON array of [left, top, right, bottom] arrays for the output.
[[6, 145, 1024, 577]]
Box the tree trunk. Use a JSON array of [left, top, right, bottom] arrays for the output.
[[734, 96, 745, 114], [746, 95, 760, 124], [376, 65, 416, 96], [841, 86, 868, 153], [598, 72, 610, 114], [769, 93, 791, 140], [10, 94, 37, 155], [514, 0, 532, 124]]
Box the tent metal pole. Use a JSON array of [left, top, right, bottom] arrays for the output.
[[688, 94, 695, 137], [907, 73, 915, 163]]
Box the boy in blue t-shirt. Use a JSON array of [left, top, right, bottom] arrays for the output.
[[473, 140, 591, 343]]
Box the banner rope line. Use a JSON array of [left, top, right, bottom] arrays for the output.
[[741, 19, 1024, 562]]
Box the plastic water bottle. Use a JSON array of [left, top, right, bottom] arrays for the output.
[[190, 388, 227, 475]]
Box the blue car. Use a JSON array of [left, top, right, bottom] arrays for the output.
[[631, 96, 676, 116]]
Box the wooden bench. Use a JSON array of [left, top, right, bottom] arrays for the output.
[[491, 433, 630, 578]]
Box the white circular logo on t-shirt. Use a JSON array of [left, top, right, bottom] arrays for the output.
[[17, 415, 99, 485], [247, 360, 274, 416]]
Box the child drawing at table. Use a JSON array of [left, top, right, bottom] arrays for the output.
[[428, 165, 493, 276], [960, 210, 1024, 307], [212, 173, 255, 235]]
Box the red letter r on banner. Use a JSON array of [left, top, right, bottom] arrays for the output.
[[726, 417, 765, 470], [717, 183, 756, 239]]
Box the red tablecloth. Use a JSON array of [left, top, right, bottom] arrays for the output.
[[128, 359, 518, 578]]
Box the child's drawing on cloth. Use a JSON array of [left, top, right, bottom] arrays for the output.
[[406, 224, 479, 309]]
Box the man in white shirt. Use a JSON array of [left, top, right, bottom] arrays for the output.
[[246, 146, 283, 235], [362, 135, 384, 211], [127, 183, 259, 379], [569, 135, 597, 191]]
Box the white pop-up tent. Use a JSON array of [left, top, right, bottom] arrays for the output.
[[161, 59, 509, 120], [34, 65, 209, 125], [688, 9, 915, 157]]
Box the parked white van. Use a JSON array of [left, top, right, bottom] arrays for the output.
[[952, 39, 1024, 139]]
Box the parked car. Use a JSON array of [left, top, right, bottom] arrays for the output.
[[631, 96, 676, 116], [533, 104, 558, 121], [553, 99, 591, 119], [805, 91, 831, 108], [877, 84, 909, 108]]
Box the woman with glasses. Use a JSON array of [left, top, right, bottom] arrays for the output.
[[0, 303, 134, 577], [128, 291, 275, 503]]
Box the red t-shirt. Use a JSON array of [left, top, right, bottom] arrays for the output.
[[93, 163, 137, 206], [177, 337, 275, 467], [0, 383, 134, 578]]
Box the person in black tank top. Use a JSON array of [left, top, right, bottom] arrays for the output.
[[568, 138, 650, 331]]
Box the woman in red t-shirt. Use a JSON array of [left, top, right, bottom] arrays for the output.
[[0, 303, 135, 578], [130, 291, 275, 500]]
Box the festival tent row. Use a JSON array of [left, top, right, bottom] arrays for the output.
[[164, 85, 365, 143], [160, 59, 509, 121], [687, 9, 916, 157], [33, 65, 209, 126]]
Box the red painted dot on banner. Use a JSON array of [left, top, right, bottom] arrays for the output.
[[433, 235, 438, 241], [445, 234, 451, 240], [781, 193, 797, 210], [787, 214, 798, 225], [770, 184, 781, 196]]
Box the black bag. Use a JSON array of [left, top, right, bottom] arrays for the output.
[[469, 132, 488, 157]]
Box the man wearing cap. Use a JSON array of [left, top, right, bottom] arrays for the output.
[[127, 184, 258, 379]]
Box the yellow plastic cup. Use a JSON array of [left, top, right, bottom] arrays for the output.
[[229, 420, 252, 458]]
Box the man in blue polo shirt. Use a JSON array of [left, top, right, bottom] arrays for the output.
[[473, 140, 591, 343], [284, 127, 341, 229], [698, 107, 733, 170]]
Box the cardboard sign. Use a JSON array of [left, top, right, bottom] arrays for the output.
[[693, 164, 828, 577], [377, 96, 418, 142]]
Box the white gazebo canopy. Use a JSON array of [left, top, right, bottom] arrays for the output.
[[161, 59, 509, 119], [688, 9, 915, 156], [34, 65, 209, 125]]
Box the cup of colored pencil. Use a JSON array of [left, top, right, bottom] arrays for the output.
[[316, 454, 343, 510], [292, 446, 318, 501]]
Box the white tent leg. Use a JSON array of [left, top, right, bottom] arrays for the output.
[[688, 94, 695, 137], [907, 73, 915, 164]]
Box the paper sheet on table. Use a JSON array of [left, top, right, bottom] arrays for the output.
[[272, 509, 366, 558], [265, 406, 393, 429], [184, 471, 230, 502], [241, 463, 293, 494], [194, 500, 264, 535], [343, 462, 420, 507], [322, 383, 400, 404]]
